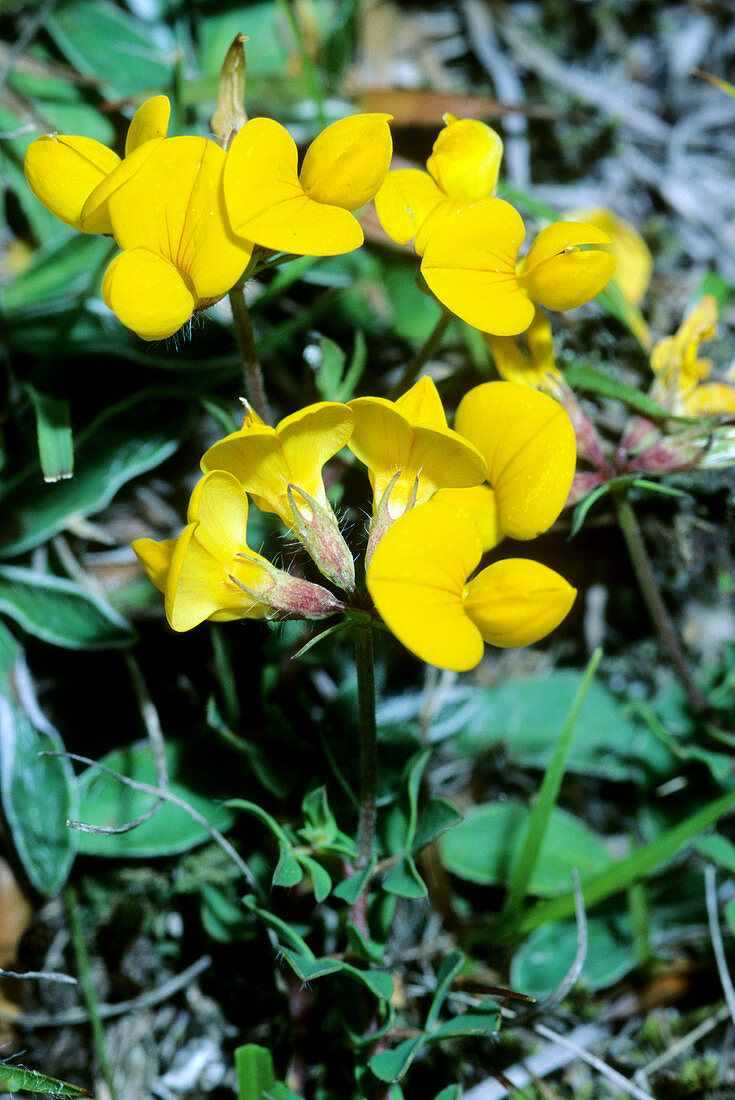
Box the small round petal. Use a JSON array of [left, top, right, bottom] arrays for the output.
[[374, 169, 446, 246], [518, 221, 615, 312], [563, 206, 651, 306], [463, 558, 576, 648], [132, 536, 176, 593], [367, 499, 485, 671], [224, 117, 363, 255], [421, 201, 535, 335], [102, 248, 196, 341], [432, 484, 502, 552], [125, 94, 171, 155], [299, 113, 393, 210], [426, 118, 504, 202], [683, 382, 735, 416], [24, 134, 120, 232], [455, 381, 576, 540]]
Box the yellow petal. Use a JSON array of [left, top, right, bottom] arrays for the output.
[[132, 536, 176, 593], [421, 201, 535, 335], [374, 169, 446, 246], [426, 117, 503, 201], [348, 397, 415, 503], [102, 248, 196, 341], [81, 136, 163, 233], [278, 403, 354, 503], [367, 499, 484, 671], [518, 221, 615, 311], [24, 134, 120, 232], [432, 484, 502, 552], [224, 117, 363, 255], [485, 305, 562, 392], [187, 471, 252, 564], [165, 526, 263, 631], [563, 206, 652, 306], [394, 374, 447, 428], [408, 426, 487, 500], [101, 136, 252, 301], [463, 558, 576, 647], [202, 402, 352, 523], [455, 381, 576, 539], [683, 382, 735, 416], [125, 95, 171, 155], [299, 113, 393, 210]]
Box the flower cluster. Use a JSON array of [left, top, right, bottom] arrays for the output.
[[133, 377, 577, 672], [24, 93, 393, 341], [375, 113, 616, 335]]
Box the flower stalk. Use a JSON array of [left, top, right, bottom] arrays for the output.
[[390, 305, 452, 400], [613, 488, 709, 715], [354, 623, 378, 871], [228, 282, 270, 424]]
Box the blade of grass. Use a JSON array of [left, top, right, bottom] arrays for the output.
[[519, 784, 735, 935], [499, 649, 602, 923]]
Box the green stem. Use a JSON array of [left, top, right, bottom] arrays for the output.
[[354, 624, 378, 870], [64, 885, 116, 1100], [613, 489, 708, 715], [389, 306, 453, 400], [228, 284, 270, 424]]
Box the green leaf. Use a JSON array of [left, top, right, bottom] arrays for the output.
[[694, 833, 735, 873], [0, 621, 21, 684], [241, 898, 314, 957], [0, 566, 136, 650], [345, 921, 385, 965], [370, 1037, 425, 1083], [511, 913, 636, 998], [429, 1005, 501, 1041], [570, 480, 613, 537], [631, 478, 687, 499], [4, 235, 113, 316], [0, 1060, 91, 1096], [564, 360, 672, 419], [689, 270, 733, 312], [235, 1044, 275, 1100], [596, 279, 650, 351], [272, 843, 303, 889], [24, 385, 73, 482], [501, 651, 601, 920], [46, 1, 172, 97], [426, 951, 465, 1029], [519, 785, 735, 935], [294, 854, 332, 902], [281, 951, 342, 983], [413, 797, 462, 853], [75, 741, 234, 858], [432, 1087, 461, 1100], [0, 391, 188, 558], [333, 856, 376, 904], [451, 672, 674, 783], [0, 696, 76, 895], [382, 854, 427, 899], [441, 802, 613, 895]]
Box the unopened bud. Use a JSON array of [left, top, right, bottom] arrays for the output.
[[212, 34, 248, 149]]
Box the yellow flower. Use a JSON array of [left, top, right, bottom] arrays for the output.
[[375, 114, 504, 255], [133, 471, 344, 632], [23, 95, 170, 234], [367, 495, 576, 671], [650, 295, 735, 416], [347, 376, 487, 558], [201, 402, 355, 591], [223, 113, 393, 256], [82, 135, 253, 340], [421, 207, 615, 336], [455, 381, 576, 540], [484, 305, 563, 395], [563, 206, 652, 307]]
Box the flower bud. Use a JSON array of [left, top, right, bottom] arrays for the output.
[[463, 558, 576, 648], [300, 113, 393, 210], [518, 221, 615, 311], [426, 115, 503, 202]]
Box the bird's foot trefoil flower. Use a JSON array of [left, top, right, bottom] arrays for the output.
[[223, 113, 393, 257]]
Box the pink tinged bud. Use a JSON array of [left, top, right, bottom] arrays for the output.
[[567, 471, 605, 506], [211, 33, 248, 148], [231, 555, 346, 620], [286, 485, 356, 596], [624, 432, 710, 475]]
